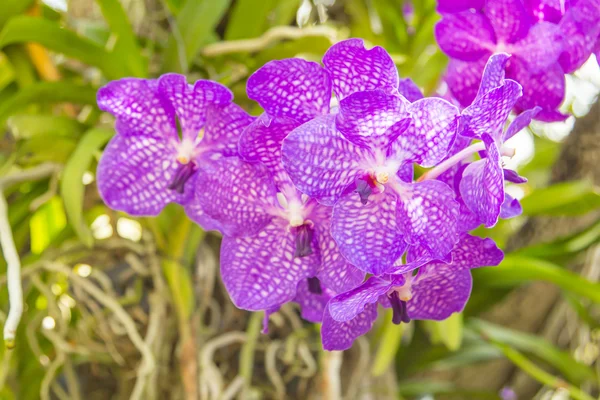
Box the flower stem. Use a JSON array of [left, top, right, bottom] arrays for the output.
[[418, 142, 515, 182], [239, 312, 262, 391]]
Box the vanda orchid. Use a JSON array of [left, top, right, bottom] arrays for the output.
[[96, 26, 580, 350]]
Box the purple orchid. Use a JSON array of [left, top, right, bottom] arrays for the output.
[[189, 104, 364, 311], [526, 0, 600, 73], [262, 276, 335, 333], [436, 0, 566, 121], [96, 74, 249, 217], [322, 234, 504, 351], [282, 95, 460, 274], [437, 0, 484, 13], [421, 54, 534, 227]]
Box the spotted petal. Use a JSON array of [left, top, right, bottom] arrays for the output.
[[282, 114, 368, 206], [484, 0, 532, 43], [332, 190, 407, 275], [200, 103, 256, 159], [475, 53, 510, 100], [446, 58, 487, 107], [97, 134, 189, 216], [336, 90, 410, 146], [295, 279, 332, 323], [460, 80, 522, 140], [459, 139, 504, 227], [221, 222, 319, 311], [328, 276, 396, 322], [435, 13, 495, 61], [437, 0, 484, 13], [512, 22, 564, 72], [525, 0, 564, 23], [247, 58, 331, 123], [407, 266, 473, 320], [500, 194, 523, 219], [504, 107, 541, 141], [558, 0, 600, 73], [158, 74, 233, 141], [432, 234, 504, 270], [190, 157, 276, 237], [322, 303, 378, 351], [97, 78, 176, 139], [506, 58, 566, 122], [398, 78, 424, 102], [323, 38, 399, 100], [313, 205, 366, 292], [389, 98, 459, 167], [396, 180, 460, 259], [239, 115, 300, 186]]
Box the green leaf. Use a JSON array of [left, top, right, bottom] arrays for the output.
[[520, 180, 600, 216], [473, 255, 600, 303], [0, 0, 34, 28], [95, 0, 148, 77], [8, 114, 86, 140], [29, 196, 66, 254], [60, 128, 113, 247], [162, 0, 232, 72], [371, 309, 405, 377], [397, 380, 500, 399], [0, 81, 97, 127], [225, 0, 277, 40], [16, 135, 77, 165], [423, 313, 463, 351], [516, 218, 600, 261], [0, 52, 15, 92], [470, 319, 597, 385], [0, 16, 127, 78]]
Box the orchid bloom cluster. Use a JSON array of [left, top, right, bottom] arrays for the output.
[[96, 39, 538, 351], [436, 0, 600, 122]]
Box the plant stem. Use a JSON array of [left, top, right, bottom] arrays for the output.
[[239, 312, 262, 391]]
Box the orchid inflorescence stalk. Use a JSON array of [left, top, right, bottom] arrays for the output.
[[95, 1, 599, 350]]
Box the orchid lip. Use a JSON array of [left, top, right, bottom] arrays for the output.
[[307, 277, 322, 295], [167, 162, 197, 194], [293, 223, 314, 258], [389, 291, 411, 324]]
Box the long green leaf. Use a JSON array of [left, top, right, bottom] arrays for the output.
[[0, 16, 127, 78], [0, 81, 97, 127], [521, 180, 600, 216], [8, 114, 86, 139], [95, 0, 148, 77], [371, 310, 405, 376], [162, 0, 232, 72], [516, 218, 600, 260], [470, 319, 597, 385], [60, 128, 113, 247], [225, 0, 277, 40], [0, 0, 34, 28], [473, 255, 600, 303]]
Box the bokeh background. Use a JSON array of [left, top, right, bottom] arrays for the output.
[[0, 0, 599, 399]]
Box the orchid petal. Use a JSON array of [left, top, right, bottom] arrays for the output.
[[97, 134, 189, 216], [332, 190, 408, 275], [396, 180, 460, 259], [247, 58, 331, 122], [97, 78, 176, 139], [321, 303, 378, 351], [282, 114, 368, 205], [220, 222, 319, 311], [190, 157, 276, 237], [323, 38, 399, 100], [435, 12, 495, 61], [328, 276, 395, 322], [459, 140, 504, 227]]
